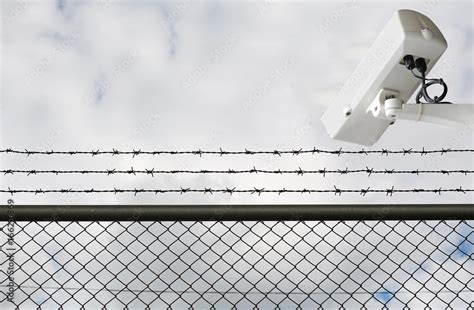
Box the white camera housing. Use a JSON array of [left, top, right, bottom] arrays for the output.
[[321, 9, 448, 146]]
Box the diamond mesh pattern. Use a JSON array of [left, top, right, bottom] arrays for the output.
[[1, 220, 472, 309]]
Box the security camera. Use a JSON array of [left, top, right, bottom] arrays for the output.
[[321, 9, 473, 146]]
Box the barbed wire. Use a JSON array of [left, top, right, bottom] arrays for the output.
[[1, 186, 471, 196], [2, 167, 472, 176], [1, 147, 472, 157]]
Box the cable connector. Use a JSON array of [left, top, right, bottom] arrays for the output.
[[402, 55, 449, 104], [414, 57, 427, 74], [403, 55, 415, 70]]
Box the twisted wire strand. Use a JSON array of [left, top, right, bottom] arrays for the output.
[[1, 168, 472, 176], [1, 187, 471, 196], [1, 147, 472, 157]]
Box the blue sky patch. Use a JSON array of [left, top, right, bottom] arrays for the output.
[[375, 290, 393, 304]]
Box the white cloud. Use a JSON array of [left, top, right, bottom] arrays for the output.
[[0, 1, 472, 203]]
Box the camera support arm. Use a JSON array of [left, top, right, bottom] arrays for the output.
[[367, 88, 474, 128]]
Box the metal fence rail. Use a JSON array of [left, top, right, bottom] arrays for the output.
[[1, 218, 473, 309], [2, 204, 474, 222]]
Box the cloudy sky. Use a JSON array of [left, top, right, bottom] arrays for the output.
[[1, 0, 473, 205], [0, 1, 473, 309]]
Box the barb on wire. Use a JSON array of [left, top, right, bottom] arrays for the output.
[[2, 168, 472, 176], [360, 187, 370, 196], [1, 187, 472, 195], [1, 148, 472, 156]]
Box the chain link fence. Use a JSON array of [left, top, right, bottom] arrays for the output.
[[1, 220, 473, 309]]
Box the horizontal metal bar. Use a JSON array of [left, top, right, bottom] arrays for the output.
[[1, 204, 473, 221]]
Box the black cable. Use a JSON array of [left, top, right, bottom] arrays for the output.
[[410, 69, 450, 104], [403, 55, 450, 104]]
